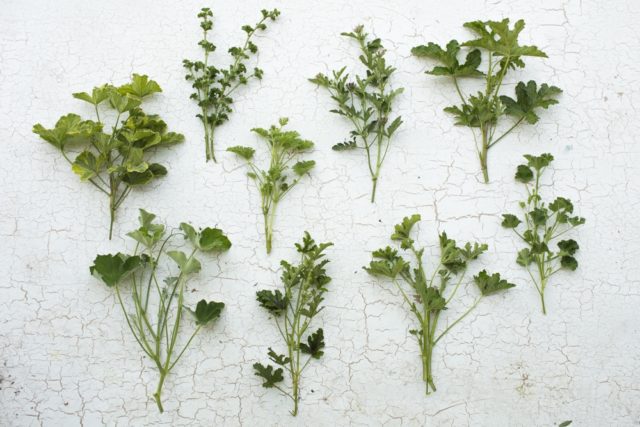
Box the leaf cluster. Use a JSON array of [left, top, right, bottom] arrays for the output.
[[33, 74, 184, 238]]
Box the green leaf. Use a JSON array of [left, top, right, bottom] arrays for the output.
[[167, 250, 201, 274], [474, 270, 516, 296], [500, 81, 562, 124], [253, 363, 284, 388], [126, 209, 166, 247], [256, 289, 288, 315], [559, 421, 572, 427], [300, 328, 325, 359], [33, 114, 98, 150], [90, 253, 146, 287], [515, 164, 534, 183], [568, 216, 586, 226], [292, 160, 315, 176], [462, 19, 547, 58], [560, 255, 578, 271], [109, 91, 141, 113], [198, 228, 232, 252], [412, 40, 484, 77], [227, 146, 255, 160], [524, 153, 554, 170], [423, 287, 447, 311], [71, 151, 102, 181], [193, 299, 224, 325], [529, 207, 548, 226], [557, 239, 579, 256], [267, 348, 290, 366], [73, 84, 112, 105], [549, 197, 574, 213], [516, 248, 533, 266], [501, 214, 522, 228], [118, 74, 162, 99], [332, 138, 358, 151], [391, 214, 421, 249]]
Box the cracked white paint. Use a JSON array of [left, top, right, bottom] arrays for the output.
[[1, 0, 639, 425]]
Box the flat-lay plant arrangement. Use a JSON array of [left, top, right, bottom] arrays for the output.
[[90, 210, 231, 412], [365, 215, 515, 393], [33, 74, 184, 239], [412, 19, 562, 183]]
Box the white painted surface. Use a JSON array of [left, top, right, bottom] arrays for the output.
[[1, 0, 639, 425]]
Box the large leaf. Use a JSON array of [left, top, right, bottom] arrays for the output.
[[33, 114, 98, 150], [412, 40, 483, 77], [473, 270, 516, 296], [167, 250, 201, 274], [71, 151, 103, 181], [462, 19, 547, 58], [192, 299, 224, 325], [90, 253, 146, 287], [500, 81, 562, 124], [118, 74, 162, 99]]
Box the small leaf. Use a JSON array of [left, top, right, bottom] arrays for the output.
[[193, 299, 224, 325], [391, 214, 421, 249], [90, 253, 146, 287], [198, 228, 232, 252], [167, 250, 201, 274], [256, 289, 288, 315], [560, 256, 578, 271], [71, 151, 102, 181], [474, 270, 516, 296], [227, 146, 255, 160], [300, 328, 325, 359], [267, 348, 290, 366], [292, 160, 315, 176], [557, 239, 579, 256], [516, 248, 533, 266], [501, 214, 522, 228], [253, 363, 284, 388], [119, 74, 162, 99], [515, 164, 534, 183]]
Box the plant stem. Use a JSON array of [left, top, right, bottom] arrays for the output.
[[153, 370, 167, 413], [108, 187, 116, 240], [371, 176, 378, 203], [479, 131, 489, 184]]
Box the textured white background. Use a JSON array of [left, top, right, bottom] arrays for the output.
[[1, 0, 639, 425]]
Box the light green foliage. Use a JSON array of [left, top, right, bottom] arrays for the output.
[[33, 74, 183, 239], [310, 25, 404, 202], [227, 118, 315, 254], [412, 19, 561, 183], [501, 153, 585, 314], [365, 214, 514, 394], [90, 210, 230, 412], [184, 7, 280, 162], [254, 233, 332, 415]]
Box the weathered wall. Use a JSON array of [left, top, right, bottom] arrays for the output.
[[1, 0, 639, 425]]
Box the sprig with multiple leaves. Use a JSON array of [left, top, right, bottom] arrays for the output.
[[254, 232, 332, 415], [227, 118, 315, 254], [184, 7, 280, 162], [501, 153, 585, 314], [365, 214, 515, 394], [90, 209, 231, 412], [33, 74, 184, 239], [412, 19, 562, 183], [310, 25, 404, 202]]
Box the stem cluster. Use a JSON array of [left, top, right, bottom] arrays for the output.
[[310, 25, 404, 202]]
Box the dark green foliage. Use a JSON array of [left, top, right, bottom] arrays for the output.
[[33, 74, 183, 239], [184, 7, 280, 162], [501, 154, 585, 314], [228, 118, 315, 253], [89, 210, 230, 412], [412, 19, 561, 183], [254, 233, 332, 416], [310, 25, 404, 202], [365, 215, 513, 395]]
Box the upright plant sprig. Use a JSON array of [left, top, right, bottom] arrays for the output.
[[90, 209, 231, 412], [227, 118, 315, 254], [184, 7, 280, 162], [501, 153, 585, 314], [412, 19, 562, 183], [254, 232, 332, 416], [310, 25, 404, 202], [33, 74, 184, 239], [365, 214, 515, 394]]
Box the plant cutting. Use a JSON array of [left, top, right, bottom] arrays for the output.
[[254, 232, 332, 415], [309, 25, 404, 202], [501, 153, 585, 314], [33, 74, 184, 239], [184, 7, 280, 162], [227, 118, 315, 254], [412, 19, 562, 183], [365, 214, 515, 394], [90, 209, 231, 412]]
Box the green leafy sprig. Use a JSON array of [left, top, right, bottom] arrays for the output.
[[228, 118, 315, 254], [501, 153, 585, 314], [254, 232, 332, 415], [33, 74, 184, 239], [310, 25, 404, 202], [90, 209, 231, 412], [412, 19, 562, 183], [184, 7, 280, 162], [365, 214, 514, 394]]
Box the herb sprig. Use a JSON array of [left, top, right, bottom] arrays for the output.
[[90, 209, 231, 412], [501, 153, 585, 314], [365, 214, 515, 394], [33, 74, 184, 239], [412, 19, 561, 183], [228, 118, 315, 254], [184, 7, 280, 162], [254, 232, 332, 415], [310, 25, 404, 202]]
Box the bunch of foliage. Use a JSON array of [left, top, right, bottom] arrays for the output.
[[33, 74, 184, 239], [501, 153, 585, 314], [227, 118, 315, 254], [310, 25, 404, 202], [254, 232, 332, 415], [90, 209, 231, 412], [184, 7, 280, 162], [412, 19, 562, 183], [365, 214, 515, 394]]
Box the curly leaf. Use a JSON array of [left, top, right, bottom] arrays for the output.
[[300, 328, 325, 359], [253, 363, 284, 388], [474, 270, 516, 296]]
